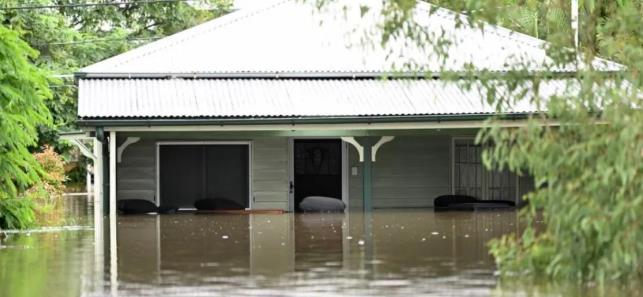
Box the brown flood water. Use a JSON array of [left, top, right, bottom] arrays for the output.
[[0, 196, 638, 297]]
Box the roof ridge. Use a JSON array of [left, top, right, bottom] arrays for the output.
[[83, 0, 290, 71], [415, 0, 618, 69], [414, 1, 544, 50], [78, 0, 621, 76]]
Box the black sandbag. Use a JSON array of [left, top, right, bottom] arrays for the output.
[[434, 195, 516, 211], [299, 196, 345, 212], [117, 199, 158, 214], [194, 198, 245, 210], [434, 195, 478, 208], [485, 199, 516, 207]]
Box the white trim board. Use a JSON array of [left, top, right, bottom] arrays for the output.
[[154, 141, 253, 209], [100, 119, 546, 132]]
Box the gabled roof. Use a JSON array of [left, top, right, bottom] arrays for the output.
[[79, 0, 619, 77]]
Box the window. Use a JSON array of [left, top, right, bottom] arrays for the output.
[[452, 138, 517, 201]]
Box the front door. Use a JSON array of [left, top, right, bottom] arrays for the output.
[[293, 139, 342, 212]]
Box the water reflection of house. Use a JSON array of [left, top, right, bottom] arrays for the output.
[[71, 0, 619, 216], [115, 211, 519, 284]]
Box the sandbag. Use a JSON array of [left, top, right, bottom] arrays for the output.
[[433, 195, 478, 208], [117, 199, 158, 214], [433, 195, 515, 211], [194, 198, 245, 211], [299, 196, 345, 212]]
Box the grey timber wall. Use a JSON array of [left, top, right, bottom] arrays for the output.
[[117, 133, 531, 211], [348, 136, 453, 209], [251, 138, 289, 210], [116, 138, 157, 202], [116, 136, 290, 210]]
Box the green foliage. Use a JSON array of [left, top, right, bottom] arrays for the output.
[[0, 24, 52, 199], [316, 0, 643, 283], [1, 0, 232, 154], [483, 74, 643, 281], [0, 1, 233, 227], [440, 0, 642, 282], [0, 198, 35, 230], [477, 0, 643, 282]]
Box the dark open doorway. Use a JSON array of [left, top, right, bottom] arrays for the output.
[[293, 139, 343, 212]]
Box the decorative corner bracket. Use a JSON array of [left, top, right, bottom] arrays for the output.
[[340, 137, 364, 162], [71, 139, 97, 161], [117, 137, 141, 163], [372, 136, 395, 162]]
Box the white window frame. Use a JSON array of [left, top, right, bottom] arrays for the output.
[[155, 141, 253, 210], [451, 136, 520, 202]]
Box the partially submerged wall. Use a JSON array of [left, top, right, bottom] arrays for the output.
[[116, 133, 531, 211], [348, 136, 454, 209], [116, 135, 290, 210]]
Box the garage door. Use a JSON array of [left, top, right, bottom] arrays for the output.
[[159, 144, 250, 209]]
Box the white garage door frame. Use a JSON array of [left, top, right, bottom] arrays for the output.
[[155, 141, 253, 210]]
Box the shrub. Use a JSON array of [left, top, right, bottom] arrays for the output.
[[24, 146, 67, 226], [27, 146, 66, 201]]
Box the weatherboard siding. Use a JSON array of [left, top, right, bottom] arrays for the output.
[[348, 136, 452, 209], [116, 136, 290, 210], [251, 138, 290, 210], [117, 134, 531, 210], [117, 138, 157, 202]]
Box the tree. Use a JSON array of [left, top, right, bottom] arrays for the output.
[[1, 0, 232, 179], [317, 0, 642, 282], [0, 24, 52, 229]]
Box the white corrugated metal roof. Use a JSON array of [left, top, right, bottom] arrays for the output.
[[78, 78, 568, 119], [79, 0, 620, 76]]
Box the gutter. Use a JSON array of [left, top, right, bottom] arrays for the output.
[[77, 113, 531, 127], [74, 70, 607, 80]]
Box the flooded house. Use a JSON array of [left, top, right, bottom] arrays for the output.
[[70, 0, 619, 218]]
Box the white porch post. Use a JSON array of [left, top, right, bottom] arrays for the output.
[[93, 138, 104, 224], [109, 131, 117, 232], [108, 131, 118, 295], [92, 138, 104, 290], [86, 164, 92, 194]]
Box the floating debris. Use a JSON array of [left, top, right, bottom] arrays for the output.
[[431, 232, 439, 235], [357, 240, 365, 245], [222, 235, 229, 239]]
